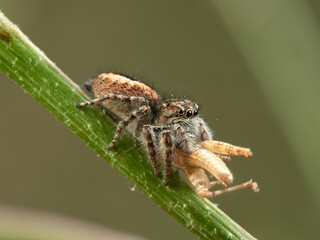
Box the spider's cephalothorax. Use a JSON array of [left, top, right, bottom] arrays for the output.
[[76, 73, 259, 197]]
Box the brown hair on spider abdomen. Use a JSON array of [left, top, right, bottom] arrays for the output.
[[92, 73, 160, 101], [90, 73, 161, 117]]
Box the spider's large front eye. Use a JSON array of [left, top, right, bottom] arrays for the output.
[[179, 109, 184, 115], [194, 109, 198, 116], [186, 110, 192, 118]]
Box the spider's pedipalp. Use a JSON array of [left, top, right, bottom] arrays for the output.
[[175, 126, 191, 153], [199, 120, 212, 141]]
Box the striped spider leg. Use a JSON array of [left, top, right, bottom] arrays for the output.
[[76, 94, 151, 150], [142, 125, 175, 186]]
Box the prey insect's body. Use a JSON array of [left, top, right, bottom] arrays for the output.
[[76, 73, 259, 197]]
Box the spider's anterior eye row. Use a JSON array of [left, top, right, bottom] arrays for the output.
[[177, 108, 199, 118], [184, 109, 199, 118], [186, 110, 193, 118], [194, 109, 198, 116]]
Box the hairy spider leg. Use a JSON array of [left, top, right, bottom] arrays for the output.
[[161, 130, 174, 186], [198, 179, 259, 198], [108, 105, 151, 150], [201, 140, 252, 158], [75, 94, 148, 108], [142, 125, 160, 177]]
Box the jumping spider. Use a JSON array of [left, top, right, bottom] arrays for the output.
[[76, 73, 259, 197]]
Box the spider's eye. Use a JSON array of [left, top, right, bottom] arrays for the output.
[[194, 109, 198, 116], [186, 110, 192, 118], [179, 109, 184, 115], [167, 102, 171, 106]]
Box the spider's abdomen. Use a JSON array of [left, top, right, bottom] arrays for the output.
[[89, 73, 160, 118]]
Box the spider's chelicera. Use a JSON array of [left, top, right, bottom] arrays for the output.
[[76, 73, 259, 198]]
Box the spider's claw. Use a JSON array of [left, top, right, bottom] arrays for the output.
[[154, 172, 160, 178]]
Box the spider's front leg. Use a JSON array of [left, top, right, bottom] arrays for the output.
[[142, 125, 160, 177], [161, 130, 174, 186], [108, 105, 151, 150]]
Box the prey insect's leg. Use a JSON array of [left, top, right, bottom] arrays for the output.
[[76, 94, 148, 108], [209, 181, 223, 188], [201, 140, 252, 158], [161, 130, 174, 186], [143, 125, 160, 177], [197, 179, 259, 198], [204, 179, 260, 198], [108, 105, 151, 150]]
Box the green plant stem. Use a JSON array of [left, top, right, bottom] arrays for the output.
[[0, 11, 256, 240]]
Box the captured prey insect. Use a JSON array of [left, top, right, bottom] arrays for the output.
[[76, 73, 259, 197]]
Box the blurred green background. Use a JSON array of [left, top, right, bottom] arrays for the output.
[[1, 0, 320, 239]]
